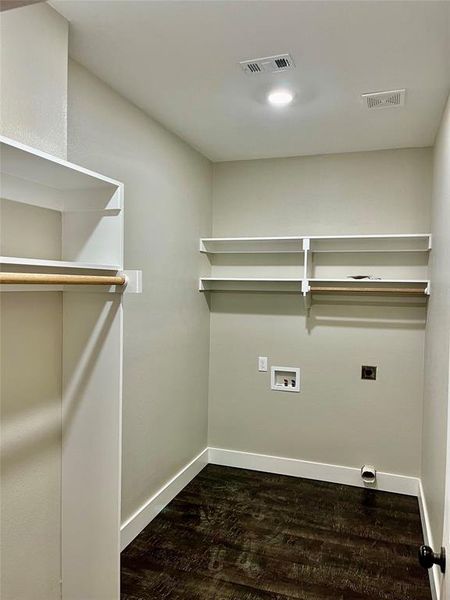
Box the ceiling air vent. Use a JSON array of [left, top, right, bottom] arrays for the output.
[[240, 53, 295, 75], [362, 89, 406, 109]]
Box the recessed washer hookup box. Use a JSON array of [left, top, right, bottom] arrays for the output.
[[271, 366, 300, 392]]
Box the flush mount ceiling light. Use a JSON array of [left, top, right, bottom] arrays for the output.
[[267, 89, 294, 107]]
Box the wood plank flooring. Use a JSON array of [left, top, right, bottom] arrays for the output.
[[121, 464, 431, 600]]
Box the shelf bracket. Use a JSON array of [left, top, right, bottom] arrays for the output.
[[303, 293, 312, 311], [301, 279, 311, 312], [302, 237, 310, 280]]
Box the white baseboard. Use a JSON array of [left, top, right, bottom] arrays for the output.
[[120, 448, 208, 551], [208, 447, 420, 496], [418, 480, 441, 600]]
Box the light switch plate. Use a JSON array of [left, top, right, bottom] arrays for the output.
[[258, 356, 268, 372]]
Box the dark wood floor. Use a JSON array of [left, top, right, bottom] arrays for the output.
[[121, 464, 431, 600]]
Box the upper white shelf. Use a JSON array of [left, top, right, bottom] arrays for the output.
[[201, 237, 304, 253], [1, 135, 125, 281], [0, 135, 122, 212], [200, 234, 432, 254], [0, 256, 121, 272]]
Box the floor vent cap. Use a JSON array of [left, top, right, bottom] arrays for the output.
[[362, 89, 406, 109]]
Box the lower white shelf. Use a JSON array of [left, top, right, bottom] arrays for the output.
[[199, 277, 430, 296], [308, 279, 430, 295], [308, 278, 430, 284], [0, 256, 122, 271], [199, 277, 303, 292]]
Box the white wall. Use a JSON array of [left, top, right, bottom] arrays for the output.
[[212, 149, 431, 237], [67, 60, 212, 524], [209, 148, 432, 476], [1, 292, 62, 600], [0, 3, 68, 158], [0, 4, 68, 600], [422, 94, 450, 552]]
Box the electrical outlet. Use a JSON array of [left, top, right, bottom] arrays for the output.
[[258, 356, 268, 372], [361, 365, 377, 380]]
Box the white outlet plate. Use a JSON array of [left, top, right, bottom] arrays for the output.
[[258, 356, 268, 372], [271, 366, 300, 392]]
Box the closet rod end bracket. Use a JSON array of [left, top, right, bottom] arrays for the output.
[[123, 270, 142, 293]]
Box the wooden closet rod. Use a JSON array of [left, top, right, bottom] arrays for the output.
[[0, 272, 126, 286], [310, 286, 425, 295]]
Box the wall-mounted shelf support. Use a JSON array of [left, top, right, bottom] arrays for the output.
[[301, 279, 311, 311], [123, 269, 143, 293]]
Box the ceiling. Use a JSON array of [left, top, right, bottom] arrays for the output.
[[51, 0, 450, 162]]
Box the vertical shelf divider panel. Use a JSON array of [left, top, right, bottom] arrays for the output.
[[62, 293, 123, 600], [1, 136, 126, 599], [302, 238, 311, 309]]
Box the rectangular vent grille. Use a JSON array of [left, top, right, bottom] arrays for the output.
[[362, 89, 406, 109], [247, 62, 262, 73], [240, 53, 295, 75], [275, 57, 290, 69]]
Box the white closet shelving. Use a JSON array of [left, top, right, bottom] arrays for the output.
[[1, 136, 140, 599], [200, 233, 431, 254], [199, 234, 431, 306], [0, 135, 143, 291], [0, 256, 122, 270]]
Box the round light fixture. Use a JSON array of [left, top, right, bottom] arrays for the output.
[[267, 89, 294, 107]]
